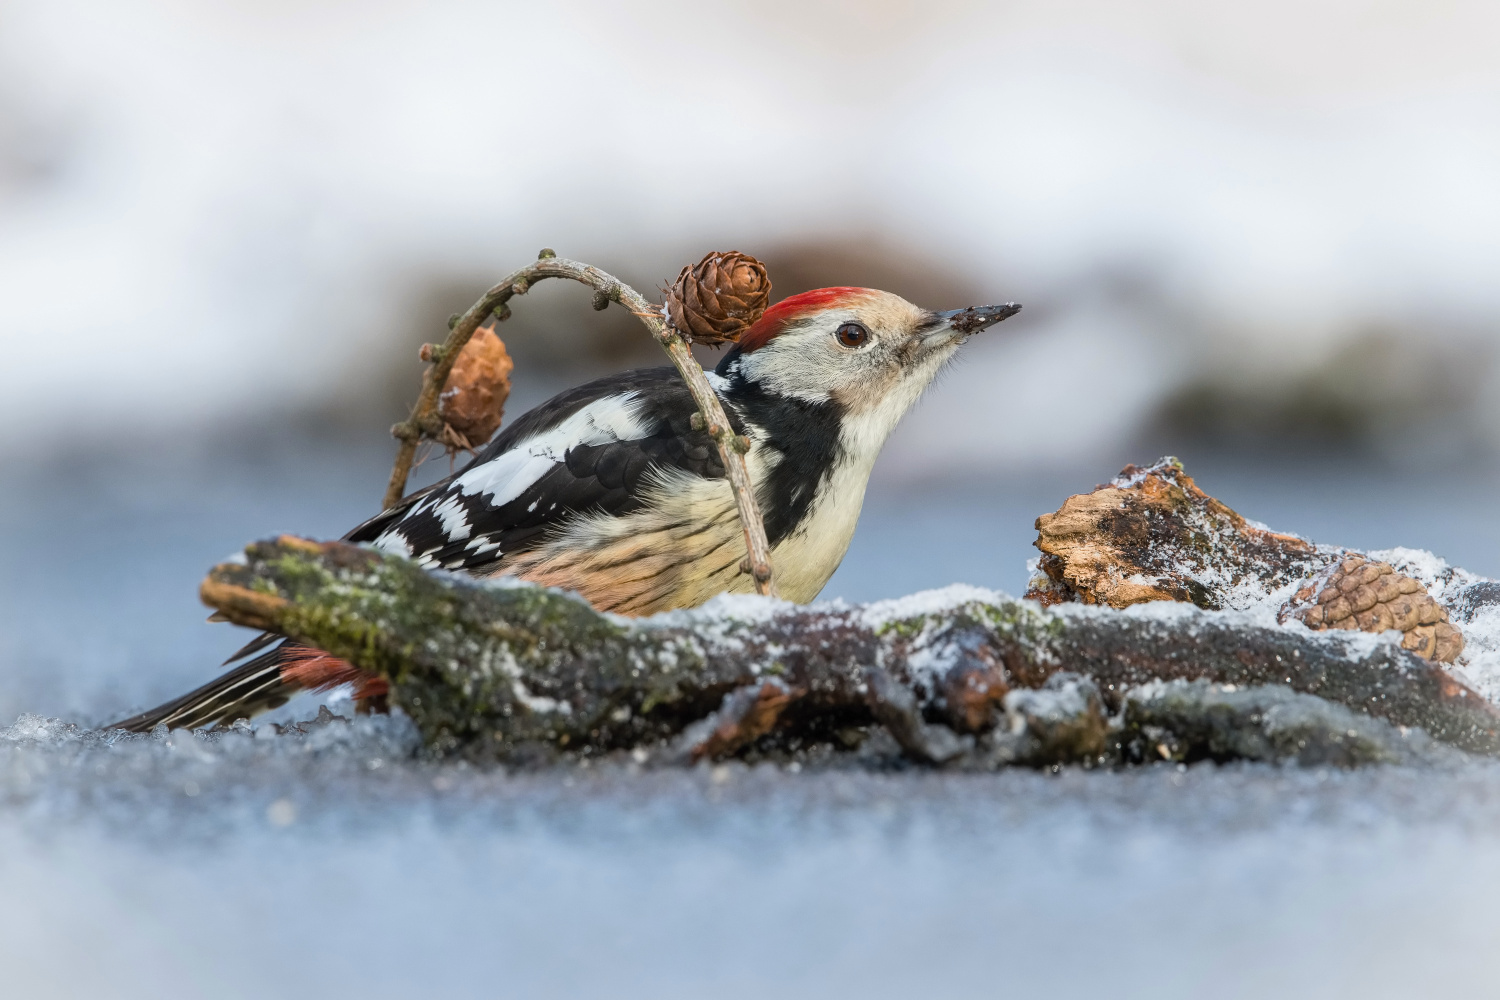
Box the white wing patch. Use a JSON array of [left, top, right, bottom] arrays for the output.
[[371, 391, 653, 564], [372, 532, 414, 558], [453, 392, 650, 507], [431, 495, 472, 541]]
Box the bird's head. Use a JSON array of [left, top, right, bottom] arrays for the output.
[[716, 287, 1020, 442]]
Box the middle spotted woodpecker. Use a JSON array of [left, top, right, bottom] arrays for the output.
[[113, 287, 1020, 731]]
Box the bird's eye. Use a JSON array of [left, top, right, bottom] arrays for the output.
[[835, 322, 869, 348]]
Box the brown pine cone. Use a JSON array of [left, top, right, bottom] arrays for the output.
[[663, 251, 771, 347], [1294, 556, 1464, 663], [437, 326, 513, 451]]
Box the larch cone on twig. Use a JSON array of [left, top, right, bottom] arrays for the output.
[[662, 250, 772, 347], [431, 325, 513, 456]]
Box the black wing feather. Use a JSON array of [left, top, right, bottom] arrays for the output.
[[365, 367, 733, 572]]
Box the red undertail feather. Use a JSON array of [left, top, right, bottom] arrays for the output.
[[280, 646, 390, 702], [738, 287, 876, 353]]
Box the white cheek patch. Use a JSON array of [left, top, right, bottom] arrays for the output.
[[454, 392, 650, 508], [737, 320, 855, 403]]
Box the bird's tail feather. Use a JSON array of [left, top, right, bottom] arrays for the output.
[[109, 637, 387, 733]]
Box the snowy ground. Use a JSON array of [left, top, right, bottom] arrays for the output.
[[8, 712, 1500, 998], [5, 437, 1500, 997]]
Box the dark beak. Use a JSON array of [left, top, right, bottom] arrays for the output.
[[936, 303, 1022, 335]]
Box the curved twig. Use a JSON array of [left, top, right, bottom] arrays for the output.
[[384, 249, 776, 597]]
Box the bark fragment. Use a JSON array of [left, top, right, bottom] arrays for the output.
[[1027, 457, 1331, 610], [668, 679, 800, 763], [1028, 457, 1467, 662]]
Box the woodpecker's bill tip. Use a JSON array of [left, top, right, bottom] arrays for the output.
[[937, 303, 1022, 335]]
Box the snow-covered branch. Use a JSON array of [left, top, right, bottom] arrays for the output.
[[198, 536, 1500, 765]]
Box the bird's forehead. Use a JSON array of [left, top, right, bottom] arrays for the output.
[[740, 288, 922, 352], [842, 292, 927, 333]]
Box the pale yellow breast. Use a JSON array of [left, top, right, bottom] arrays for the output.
[[494, 458, 869, 615], [763, 458, 869, 602]]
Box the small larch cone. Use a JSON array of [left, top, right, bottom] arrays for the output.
[[436, 326, 513, 451], [663, 250, 771, 347], [1290, 557, 1464, 663]]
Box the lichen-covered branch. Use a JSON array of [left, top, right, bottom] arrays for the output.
[[382, 250, 776, 596], [200, 537, 1500, 762]]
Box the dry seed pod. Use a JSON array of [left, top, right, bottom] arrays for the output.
[[1293, 556, 1464, 663], [437, 326, 513, 451], [663, 250, 771, 347]]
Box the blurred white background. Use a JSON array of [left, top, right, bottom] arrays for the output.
[[4, 0, 1500, 470]]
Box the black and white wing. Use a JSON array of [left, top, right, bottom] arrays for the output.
[[346, 367, 731, 572]]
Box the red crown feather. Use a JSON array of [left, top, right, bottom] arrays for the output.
[[738, 287, 875, 353]]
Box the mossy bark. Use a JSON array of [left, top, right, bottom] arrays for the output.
[[201, 537, 1500, 763]]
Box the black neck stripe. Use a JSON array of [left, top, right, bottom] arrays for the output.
[[720, 358, 845, 546]]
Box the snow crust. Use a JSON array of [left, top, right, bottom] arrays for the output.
[[647, 591, 797, 631], [858, 584, 1012, 629], [7, 703, 1500, 998]]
